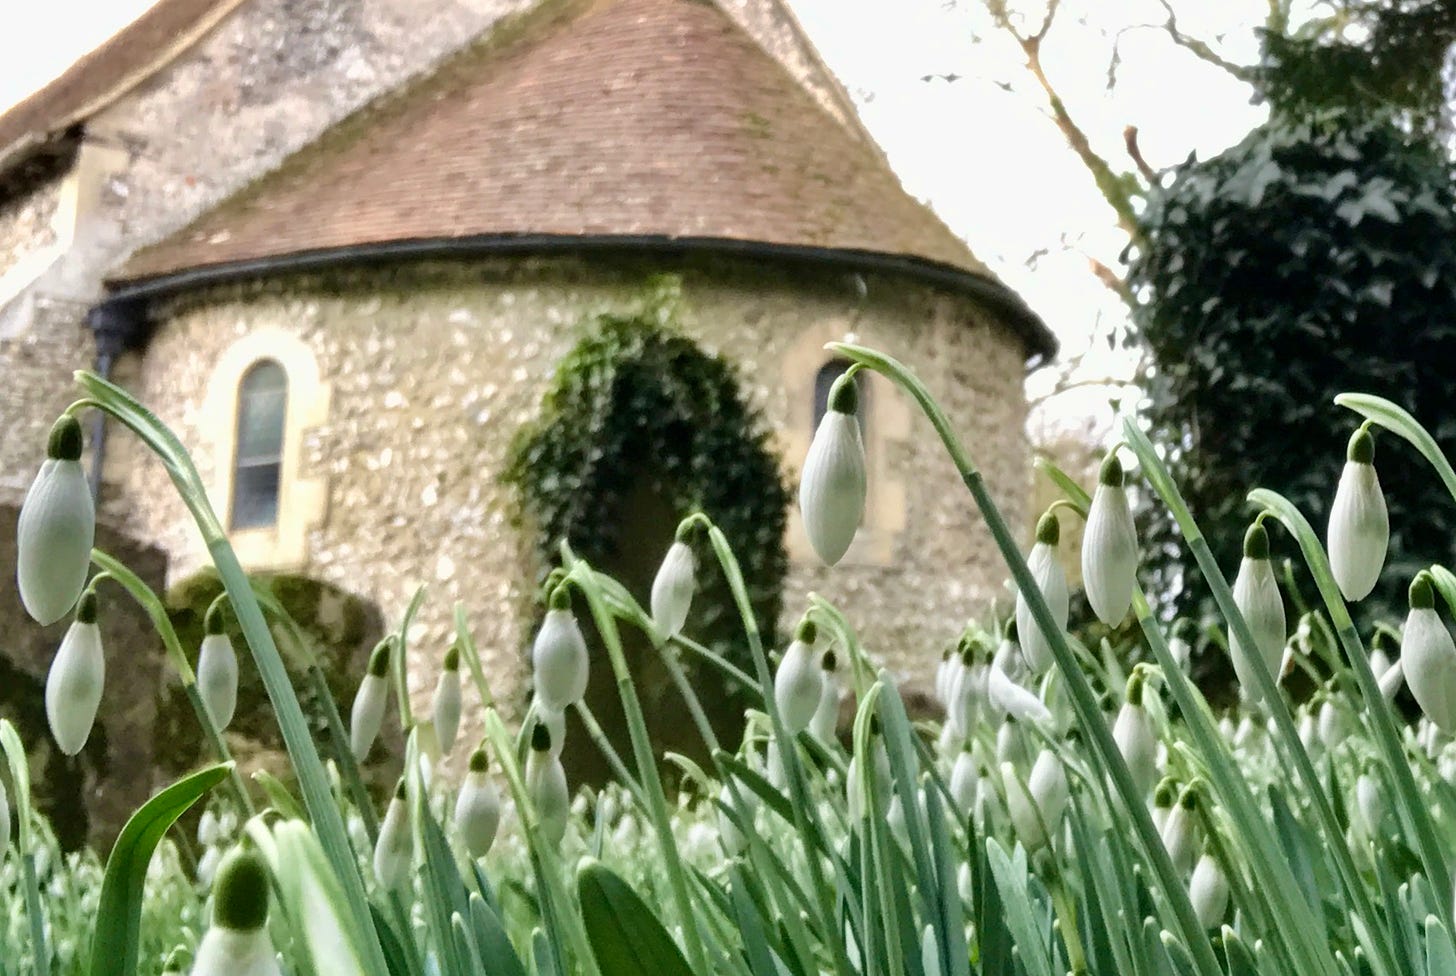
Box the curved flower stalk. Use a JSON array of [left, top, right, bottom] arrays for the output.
[[46, 591, 105, 756], [431, 645, 462, 755], [16, 415, 95, 625], [1015, 512, 1069, 675], [1402, 573, 1456, 732], [799, 369, 866, 565], [197, 603, 240, 732], [809, 648, 842, 743], [349, 641, 392, 762], [1228, 523, 1287, 702], [526, 721, 570, 847], [1326, 427, 1389, 602], [1113, 671, 1159, 797], [453, 748, 501, 858], [373, 781, 411, 892], [1082, 452, 1139, 626], [532, 586, 590, 713], [650, 528, 697, 638], [774, 618, 823, 732], [189, 845, 281, 976]]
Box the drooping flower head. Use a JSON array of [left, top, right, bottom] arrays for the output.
[[189, 845, 281, 976], [350, 639, 392, 761], [532, 586, 589, 712], [527, 721, 570, 846], [454, 748, 502, 858], [46, 591, 105, 756], [197, 602, 239, 732], [1327, 426, 1389, 603], [432, 644, 462, 755], [799, 371, 866, 566], [1228, 523, 1286, 702], [774, 618, 824, 732], [1015, 512, 1069, 675], [17, 415, 96, 625], [651, 523, 698, 638], [1401, 572, 1456, 732], [1082, 452, 1139, 626]]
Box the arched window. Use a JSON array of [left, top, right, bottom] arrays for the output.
[[813, 359, 868, 436], [231, 360, 288, 530]]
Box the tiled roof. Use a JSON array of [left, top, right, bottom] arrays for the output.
[[0, 0, 245, 179], [118, 0, 1005, 283]]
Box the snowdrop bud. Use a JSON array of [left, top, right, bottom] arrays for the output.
[[197, 604, 239, 731], [1370, 647, 1392, 681], [1161, 787, 1200, 876], [651, 533, 696, 638], [949, 748, 980, 819], [1004, 750, 1067, 851], [1082, 454, 1139, 626], [46, 592, 105, 756], [1318, 699, 1344, 751], [454, 750, 501, 858], [432, 646, 462, 755], [1113, 673, 1159, 796], [190, 846, 280, 976], [1015, 513, 1069, 675], [16, 415, 95, 626], [198, 809, 221, 847], [532, 589, 589, 712], [1228, 524, 1286, 702], [527, 722, 570, 847], [1401, 574, 1456, 732], [374, 782, 412, 892], [1152, 778, 1177, 833], [1327, 428, 1388, 603], [1168, 635, 1192, 674], [997, 720, 1028, 767], [809, 650, 842, 743], [799, 374, 866, 566], [1355, 773, 1384, 839], [987, 661, 1051, 724], [196, 846, 222, 889], [949, 648, 988, 741], [774, 619, 823, 732], [1189, 853, 1229, 929], [350, 642, 391, 761], [935, 648, 954, 706], [992, 624, 1026, 682], [1298, 710, 1320, 759], [1378, 658, 1404, 700]]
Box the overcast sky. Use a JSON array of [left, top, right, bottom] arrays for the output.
[[1, 0, 1279, 437]]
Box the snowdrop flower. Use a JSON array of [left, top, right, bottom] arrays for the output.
[[987, 662, 1051, 725], [432, 645, 462, 755], [189, 846, 280, 976], [198, 809, 222, 847], [1401, 573, 1456, 732], [197, 604, 239, 732], [1004, 749, 1067, 851], [16, 415, 95, 626], [1354, 772, 1384, 840], [997, 720, 1029, 768], [1327, 427, 1388, 603], [1015, 513, 1069, 675], [651, 530, 696, 638], [1082, 453, 1139, 626], [949, 747, 981, 820], [1228, 523, 1286, 702], [374, 781, 412, 892], [809, 650, 842, 743], [527, 722, 570, 847], [1318, 698, 1345, 751], [1378, 657, 1404, 700], [196, 846, 222, 889], [774, 619, 823, 732], [46, 592, 105, 756], [1152, 778, 1177, 833], [1161, 786, 1200, 876], [532, 587, 589, 712], [1168, 634, 1192, 674], [935, 648, 955, 707], [349, 641, 392, 761], [1189, 853, 1229, 929], [1113, 672, 1159, 796], [992, 624, 1027, 682], [799, 371, 866, 565], [1298, 709, 1321, 759], [534, 705, 566, 758], [948, 646, 988, 742], [454, 749, 501, 858]]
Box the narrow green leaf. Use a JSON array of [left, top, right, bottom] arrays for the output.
[[1426, 915, 1456, 976], [468, 892, 529, 976], [986, 839, 1054, 976], [88, 763, 231, 976], [1334, 392, 1456, 502], [252, 770, 306, 821], [578, 860, 694, 976]]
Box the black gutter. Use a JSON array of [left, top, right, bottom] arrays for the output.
[[100, 234, 1057, 364], [84, 300, 146, 501]]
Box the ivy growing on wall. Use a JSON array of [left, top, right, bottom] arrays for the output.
[[504, 282, 789, 775]]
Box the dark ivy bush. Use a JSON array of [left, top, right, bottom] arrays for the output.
[[1126, 115, 1456, 682], [504, 286, 788, 779]]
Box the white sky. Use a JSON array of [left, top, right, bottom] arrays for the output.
[[2, 0, 1278, 438]]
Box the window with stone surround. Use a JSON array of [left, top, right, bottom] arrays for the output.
[[231, 360, 288, 529]]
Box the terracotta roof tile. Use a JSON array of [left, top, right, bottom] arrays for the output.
[[118, 0, 1009, 296]]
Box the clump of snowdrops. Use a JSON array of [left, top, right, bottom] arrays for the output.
[[8, 348, 1456, 976]]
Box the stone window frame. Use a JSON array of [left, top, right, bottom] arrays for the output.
[[201, 328, 329, 571], [781, 320, 909, 566]]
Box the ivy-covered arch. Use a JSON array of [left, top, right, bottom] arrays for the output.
[[504, 288, 788, 782]]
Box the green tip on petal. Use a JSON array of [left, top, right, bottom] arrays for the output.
[[821, 649, 838, 672], [1348, 427, 1375, 465], [469, 749, 489, 773], [1098, 453, 1124, 487], [828, 372, 858, 415], [548, 585, 571, 611], [1035, 511, 1060, 546], [1243, 523, 1269, 560], [795, 618, 817, 644], [212, 847, 270, 932], [367, 641, 391, 677], [444, 645, 460, 670], [204, 602, 225, 636], [47, 415, 84, 461], [76, 591, 98, 625], [531, 721, 552, 752], [1411, 573, 1436, 610]]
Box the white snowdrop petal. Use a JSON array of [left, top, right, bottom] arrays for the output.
[[1379, 659, 1404, 700], [799, 412, 866, 566], [349, 674, 388, 762], [1082, 482, 1139, 626], [1402, 606, 1456, 732], [809, 670, 841, 743], [949, 751, 980, 818], [1113, 702, 1159, 797], [1161, 802, 1199, 876], [1189, 854, 1229, 929], [189, 927, 283, 976], [374, 795, 412, 891], [774, 640, 823, 732], [527, 750, 570, 847], [16, 458, 96, 626], [1327, 460, 1388, 603], [453, 771, 502, 858], [650, 541, 696, 637], [45, 620, 105, 756], [432, 668, 462, 755], [987, 665, 1050, 725], [1015, 543, 1068, 675], [197, 634, 240, 731], [532, 609, 590, 712], [1229, 557, 1286, 702]]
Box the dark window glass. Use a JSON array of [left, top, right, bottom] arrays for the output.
[[231, 360, 287, 530], [813, 360, 868, 436]]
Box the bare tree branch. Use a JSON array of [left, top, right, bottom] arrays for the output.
[[1124, 125, 1157, 182], [1089, 254, 1135, 305], [1155, 0, 1258, 81]]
